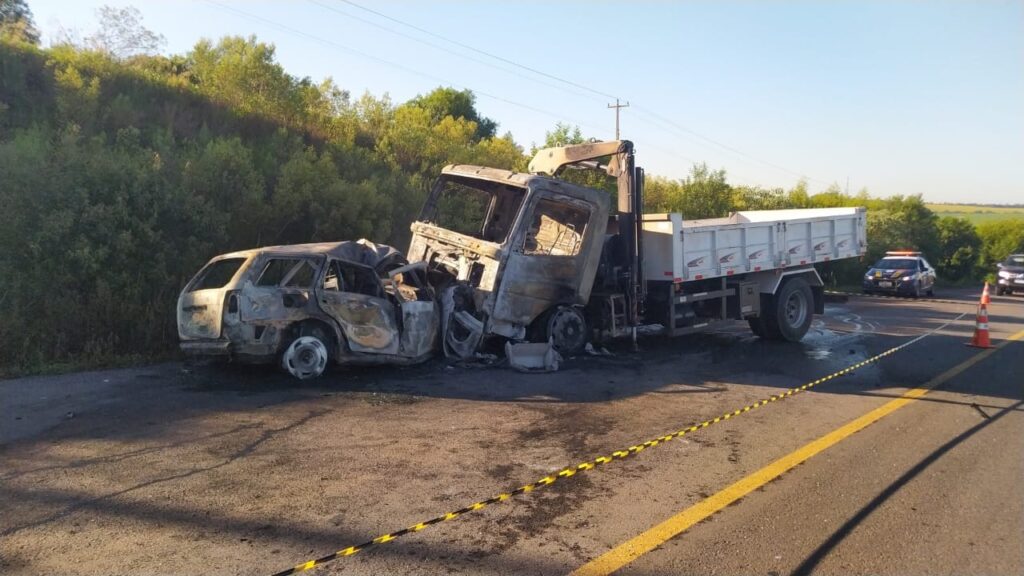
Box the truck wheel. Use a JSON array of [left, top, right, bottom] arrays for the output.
[[543, 305, 588, 356], [280, 324, 333, 380], [767, 278, 814, 342]]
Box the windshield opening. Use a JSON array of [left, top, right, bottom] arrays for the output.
[[419, 176, 526, 243], [1004, 255, 1024, 266]]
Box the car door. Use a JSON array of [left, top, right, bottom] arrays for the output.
[[920, 258, 935, 291], [317, 259, 400, 355], [385, 262, 439, 358], [237, 256, 319, 324]]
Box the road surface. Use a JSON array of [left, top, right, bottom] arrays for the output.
[[1, 288, 1021, 575]]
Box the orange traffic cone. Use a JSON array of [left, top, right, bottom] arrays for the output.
[[981, 282, 991, 305], [966, 302, 994, 349]]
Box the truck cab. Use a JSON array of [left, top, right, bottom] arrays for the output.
[[409, 140, 866, 356], [408, 165, 610, 356]]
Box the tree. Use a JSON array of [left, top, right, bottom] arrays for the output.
[[976, 219, 1024, 275], [935, 216, 980, 281], [406, 87, 496, 140], [678, 163, 733, 219], [187, 36, 298, 122], [0, 0, 39, 44], [864, 195, 939, 263], [87, 5, 165, 58], [537, 122, 586, 149]]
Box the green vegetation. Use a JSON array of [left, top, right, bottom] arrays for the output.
[[926, 203, 1024, 225], [0, 3, 1022, 373]]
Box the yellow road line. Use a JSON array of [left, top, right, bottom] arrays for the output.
[[571, 328, 1024, 576]]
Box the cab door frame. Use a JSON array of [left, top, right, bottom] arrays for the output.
[[491, 189, 605, 329]]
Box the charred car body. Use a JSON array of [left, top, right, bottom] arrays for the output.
[[177, 240, 438, 379]]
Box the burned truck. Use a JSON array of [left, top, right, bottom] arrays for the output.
[[178, 140, 865, 378], [411, 140, 866, 356]]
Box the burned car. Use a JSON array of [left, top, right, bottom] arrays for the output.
[[177, 240, 438, 379]]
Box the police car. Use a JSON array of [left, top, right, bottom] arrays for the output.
[[862, 251, 936, 297]]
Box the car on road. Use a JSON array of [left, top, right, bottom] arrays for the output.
[[177, 240, 439, 379], [862, 251, 936, 297], [996, 254, 1024, 296]]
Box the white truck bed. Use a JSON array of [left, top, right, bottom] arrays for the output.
[[641, 207, 867, 282]]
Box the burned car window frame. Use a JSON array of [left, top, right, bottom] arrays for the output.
[[256, 258, 304, 287], [188, 257, 247, 292], [322, 259, 385, 299]]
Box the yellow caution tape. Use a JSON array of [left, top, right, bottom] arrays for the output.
[[270, 312, 968, 576]]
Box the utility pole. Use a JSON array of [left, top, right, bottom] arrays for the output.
[[607, 98, 630, 139]]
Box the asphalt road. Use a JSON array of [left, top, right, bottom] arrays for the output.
[[1, 287, 1021, 576]]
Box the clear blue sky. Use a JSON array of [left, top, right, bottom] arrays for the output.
[[28, 0, 1024, 203]]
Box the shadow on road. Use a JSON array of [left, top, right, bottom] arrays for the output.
[[792, 398, 1023, 576]]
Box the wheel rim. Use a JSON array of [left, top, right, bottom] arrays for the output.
[[281, 336, 328, 379], [547, 307, 586, 354], [784, 290, 808, 329]]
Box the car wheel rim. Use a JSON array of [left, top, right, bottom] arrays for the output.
[[282, 336, 328, 379]]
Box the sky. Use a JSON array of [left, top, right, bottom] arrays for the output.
[[26, 0, 1024, 203]]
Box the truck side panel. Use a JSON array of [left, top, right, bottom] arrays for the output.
[[641, 207, 866, 283]]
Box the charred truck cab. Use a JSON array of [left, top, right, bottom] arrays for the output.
[[409, 140, 866, 355]]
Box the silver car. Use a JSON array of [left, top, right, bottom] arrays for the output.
[[177, 240, 439, 379]]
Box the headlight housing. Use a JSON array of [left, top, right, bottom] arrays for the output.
[[998, 270, 1012, 279], [901, 275, 912, 282]]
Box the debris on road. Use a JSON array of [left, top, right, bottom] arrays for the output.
[[505, 340, 562, 372]]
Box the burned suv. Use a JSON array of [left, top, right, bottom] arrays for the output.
[[177, 240, 438, 379]]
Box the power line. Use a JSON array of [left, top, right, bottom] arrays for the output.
[[305, 0, 605, 105], [334, 0, 835, 187], [202, 0, 608, 136], [631, 104, 832, 185], [337, 0, 621, 101], [209, 0, 834, 189]]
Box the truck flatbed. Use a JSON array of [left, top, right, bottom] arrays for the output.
[[642, 207, 866, 283]]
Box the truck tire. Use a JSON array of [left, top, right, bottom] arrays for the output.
[[538, 305, 588, 356], [748, 293, 781, 339], [765, 277, 814, 342]]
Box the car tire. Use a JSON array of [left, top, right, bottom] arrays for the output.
[[996, 286, 1007, 296], [764, 278, 814, 342], [280, 323, 334, 380], [926, 287, 934, 297]]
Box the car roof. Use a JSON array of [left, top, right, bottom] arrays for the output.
[[213, 242, 352, 260]]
